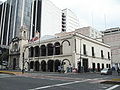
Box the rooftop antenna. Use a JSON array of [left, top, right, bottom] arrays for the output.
[[91, 11, 94, 27], [104, 13, 107, 29]]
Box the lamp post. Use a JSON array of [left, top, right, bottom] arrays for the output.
[[78, 38, 82, 73], [22, 46, 28, 74]]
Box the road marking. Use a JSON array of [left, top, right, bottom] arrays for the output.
[[105, 85, 120, 90], [0, 74, 15, 78], [29, 79, 98, 90]]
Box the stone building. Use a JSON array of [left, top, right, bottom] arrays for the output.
[[8, 26, 28, 70], [19, 31, 111, 72], [8, 26, 111, 72]]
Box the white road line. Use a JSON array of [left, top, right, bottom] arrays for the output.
[[105, 85, 120, 90], [29, 79, 95, 90]]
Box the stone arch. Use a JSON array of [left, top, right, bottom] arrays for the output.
[[61, 40, 70, 46], [61, 40, 71, 55], [47, 43, 53, 56], [40, 45, 46, 56], [35, 61, 40, 71], [62, 59, 71, 72], [54, 42, 60, 55], [62, 59, 71, 65], [55, 60, 61, 72], [47, 60, 54, 72], [34, 46, 40, 57], [41, 60, 46, 71], [30, 61, 34, 69]]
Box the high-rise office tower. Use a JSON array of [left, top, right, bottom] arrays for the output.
[[0, 0, 32, 46], [30, 0, 61, 39], [0, 0, 62, 46], [62, 8, 80, 32]]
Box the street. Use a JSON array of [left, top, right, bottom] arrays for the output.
[[0, 72, 120, 90]]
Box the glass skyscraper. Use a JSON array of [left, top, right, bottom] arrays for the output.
[[0, 0, 32, 46]]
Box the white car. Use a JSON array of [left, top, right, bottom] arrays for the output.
[[101, 68, 112, 75]]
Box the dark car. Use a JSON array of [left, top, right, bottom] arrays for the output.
[[101, 68, 112, 75]]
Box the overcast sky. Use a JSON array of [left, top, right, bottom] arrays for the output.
[[50, 0, 120, 31], [1, 0, 120, 31]]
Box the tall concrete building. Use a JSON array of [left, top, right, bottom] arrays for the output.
[[0, 0, 32, 46], [30, 0, 61, 39], [62, 8, 80, 32], [102, 27, 120, 69], [0, 0, 62, 46], [0, 0, 62, 64]]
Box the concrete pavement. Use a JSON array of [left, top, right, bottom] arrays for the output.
[[0, 70, 120, 84]]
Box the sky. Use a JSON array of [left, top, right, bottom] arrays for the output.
[[1, 0, 120, 31]]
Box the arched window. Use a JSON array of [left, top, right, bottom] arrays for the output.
[[47, 43, 53, 56], [41, 45, 46, 56], [35, 46, 40, 57], [54, 42, 60, 55], [30, 47, 34, 57]]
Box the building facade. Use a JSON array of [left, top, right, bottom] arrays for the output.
[[0, 0, 32, 46], [9, 29, 111, 72], [102, 27, 120, 69], [62, 8, 80, 32], [76, 26, 103, 42], [30, 0, 62, 38], [0, 0, 62, 46], [8, 26, 28, 70]]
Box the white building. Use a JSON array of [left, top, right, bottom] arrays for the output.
[[76, 26, 103, 42], [30, 0, 62, 38], [62, 8, 80, 32], [9, 27, 111, 72], [102, 27, 120, 69]]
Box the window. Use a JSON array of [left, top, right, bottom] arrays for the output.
[[101, 50, 104, 58], [92, 47, 95, 57], [108, 52, 110, 60], [83, 44, 86, 55]]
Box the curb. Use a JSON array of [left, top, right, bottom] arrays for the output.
[[100, 79, 120, 85], [0, 71, 22, 75]]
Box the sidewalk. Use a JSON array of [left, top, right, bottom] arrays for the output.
[[0, 70, 23, 75]]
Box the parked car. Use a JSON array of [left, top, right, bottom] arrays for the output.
[[101, 68, 112, 75]]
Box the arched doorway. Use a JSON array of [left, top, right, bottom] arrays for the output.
[[35, 61, 40, 71], [41, 60, 46, 71], [62, 59, 71, 72], [30, 61, 34, 70], [13, 58, 16, 70], [97, 63, 100, 72], [47, 60, 54, 72], [55, 60, 61, 72], [92, 63, 95, 72]]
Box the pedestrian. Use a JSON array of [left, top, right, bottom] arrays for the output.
[[58, 66, 61, 73], [117, 68, 120, 75], [22, 69, 25, 74]]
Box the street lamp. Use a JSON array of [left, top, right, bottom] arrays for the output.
[[22, 46, 28, 74]]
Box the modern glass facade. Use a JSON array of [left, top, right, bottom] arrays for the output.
[[0, 0, 32, 46], [0, 0, 61, 46]]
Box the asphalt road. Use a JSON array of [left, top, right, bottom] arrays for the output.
[[0, 72, 120, 90]]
